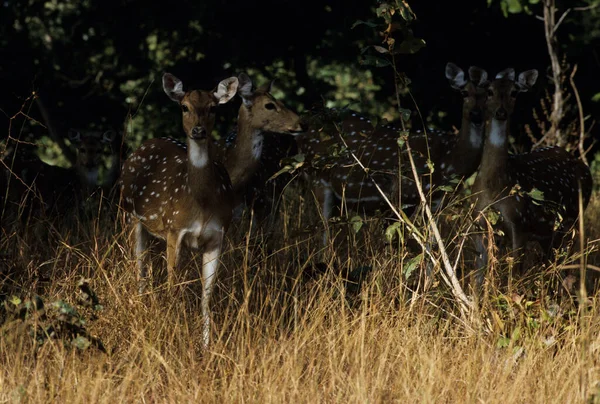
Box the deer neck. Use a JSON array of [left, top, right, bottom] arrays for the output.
[[77, 166, 99, 190], [450, 116, 484, 177], [477, 118, 509, 180], [224, 107, 263, 193], [187, 138, 219, 200]]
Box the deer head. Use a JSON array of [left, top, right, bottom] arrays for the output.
[[236, 73, 305, 135], [163, 72, 239, 140]]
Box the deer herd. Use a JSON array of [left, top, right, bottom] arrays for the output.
[[1, 64, 594, 347]]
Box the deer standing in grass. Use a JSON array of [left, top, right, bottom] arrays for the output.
[[119, 72, 303, 347], [292, 63, 489, 241], [471, 67, 593, 284]]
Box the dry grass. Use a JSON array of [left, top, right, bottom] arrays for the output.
[[1, 184, 600, 403]]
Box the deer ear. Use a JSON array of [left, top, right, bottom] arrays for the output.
[[214, 77, 239, 104], [445, 63, 467, 89], [102, 130, 117, 143], [258, 79, 274, 93], [68, 128, 81, 142], [516, 69, 538, 92], [238, 73, 254, 106], [163, 73, 185, 103], [495, 68, 515, 81], [468, 66, 488, 86]]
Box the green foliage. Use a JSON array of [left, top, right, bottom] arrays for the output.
[[1, 279, 106, 353], [403, 253, 422, 279], [488, 0, 540, 16]]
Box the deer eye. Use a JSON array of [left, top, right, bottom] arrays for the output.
[[181, 104, 189, 113], [265, 103, 276, 110], [487, 89, 494, 97]]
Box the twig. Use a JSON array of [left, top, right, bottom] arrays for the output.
[[558, 264, 600, 273], [543, 0, 565, 146], [568, 65, 589, 166], [577, 181, 588, 402]]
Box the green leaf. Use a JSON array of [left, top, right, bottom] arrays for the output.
[[403, 253, 423, 279], [385, 221, 403, 244], [72, 336, 91, 350], [9, 296, 21, 306], [398, 108, 411, 122], [497, 336, 511, 348], [373, 45, 389, 54], [375, 3, 392, 19], [268, 153, 305, 181], [398, 2, 416, 22], [511, 326, 521, 342], [350, 215, 363, 233], [591, 92, 600, 102], [506, 0, 523, 13], [426, 159, 435, 173], [359, 55, 391, 68], [394, 37, 426, 55], [486, 208, 501, 225], [438, 185, 455, 193], [527, 187, 545, 201], [351, 19, 379, 29]]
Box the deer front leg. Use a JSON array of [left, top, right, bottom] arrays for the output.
[[201, 239, 222, 349], [473, 231, 489, 292], [166, 231, 183, 289]]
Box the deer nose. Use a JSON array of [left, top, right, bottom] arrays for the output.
[[470, 109, 482, 125], [495, 107, 508, 121], [191, 126, 207, 139]]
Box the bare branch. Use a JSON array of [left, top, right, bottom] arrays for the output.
[[543, 0, 565, 146], [568, 65, 589, 166]]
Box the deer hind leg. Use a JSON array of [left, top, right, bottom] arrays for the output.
[[508, 223, 527, 277], [201, 241, 222, 349], [166, 231, 184, 289], [315, 184, 335, 247], [134, 222, 152, 294]]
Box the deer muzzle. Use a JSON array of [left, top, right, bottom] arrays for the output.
[[494, 107, 508, 121], [191, 126, 207, 140], [469, 109, 483, 125]]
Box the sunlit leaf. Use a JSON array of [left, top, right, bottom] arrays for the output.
[[385, 221, 403, 243], [527, 187, 545, 201], [72, 336, 91, 350], [438, 185, 455, 193], [403, 253, 423, 279]]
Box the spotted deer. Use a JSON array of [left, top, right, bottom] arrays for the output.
[[1, 129, 120, 222], [292, 63, 489, 237], [470, 67, 592, 283], [118, 72, 303, 347], [68, 129, 121, 195], [221, 127, 298, 233]]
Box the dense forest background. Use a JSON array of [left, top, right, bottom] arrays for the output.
[[1, 0, 599, 167]]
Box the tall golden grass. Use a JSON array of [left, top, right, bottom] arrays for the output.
[[1, 177, 600, 403]]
